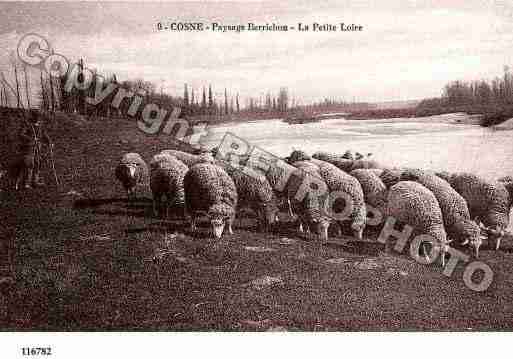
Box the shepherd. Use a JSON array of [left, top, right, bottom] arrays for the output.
[[15, 110, 53, 189]]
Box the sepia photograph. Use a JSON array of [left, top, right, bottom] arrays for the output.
[[1, 0, 513, 354]]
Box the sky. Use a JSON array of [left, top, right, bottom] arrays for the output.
[[1, 0, 513, 105]]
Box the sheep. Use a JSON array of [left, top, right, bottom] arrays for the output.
[[498, 175, 513, 184], [435, 170, 452, 183], [160, 149, 214, 168], [350, 168, 388, 215], [150, 155, 188, 218], [286, 160, 332, 241], [217, 161, 279, 231], [498, 176, 513, 206], [149, 152, 176, 170], [342, 150, 354, 160], [312, 159, 367, 240], [114, 152, 149, 200], [183, 163, 238, 239], [312, 152, 380, 173], [286, 158, 367, 241], [312, 152, 354, 172], [399, 169, 483, 257], [442, 172, 512, 250], [380, 167, 418, 189], [286, 150, 311, 164], [367, 168, 384, 177], [312, 151, 339, 162], [386, 181, 449, 266], [349, 159, 381, 171], [10, 154, 33, 190]]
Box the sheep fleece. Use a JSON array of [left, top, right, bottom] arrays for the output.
[[184, 163, 238, 217], [350, 169, 387, 213], [150, 156, 188, 205], [115, 152, 149, 187], [446, 173, 511, 231], [219, 161, 277, 215], [312, 159, 367, 229], [386, 181, 447, 244]]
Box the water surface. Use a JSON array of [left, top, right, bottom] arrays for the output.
[[202, 116, 513, 180]]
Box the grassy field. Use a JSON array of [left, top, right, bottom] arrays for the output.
[[1, 109, 513, 331]]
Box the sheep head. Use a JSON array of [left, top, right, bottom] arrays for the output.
[[479, 222, 511, 251], [454, 219, 483, 258], [351, 221, 364, 240], [119, 163, 139, 186], [208, 203, 234, 239], [261, 201, 279, 229], [312, 217, 331, 242], [286, 150, 311, 164], [210, 217, 225, 239]]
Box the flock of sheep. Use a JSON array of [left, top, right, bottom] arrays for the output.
[[115, 147, 513, 266]]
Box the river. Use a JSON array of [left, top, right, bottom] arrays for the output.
[[201, 115, 513, 181]]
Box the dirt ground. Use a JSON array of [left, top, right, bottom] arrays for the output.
[[1, 110, 513, 331]]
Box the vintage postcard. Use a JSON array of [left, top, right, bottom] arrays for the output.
[[1, 0, 513, 356]]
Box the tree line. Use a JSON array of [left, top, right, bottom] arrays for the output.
[[1, 55, 296, 121]]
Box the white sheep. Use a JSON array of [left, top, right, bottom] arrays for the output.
[[184, 163, 238, 239], [150, 155, 188, 218], [114, 152, 148, 200]]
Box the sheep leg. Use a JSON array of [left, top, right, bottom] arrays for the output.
[[228, 215, 234, 234], [190, 216, 197, 232], [152, 194, 160, 217], [15, 167, 23, 191], [287, 197, 294, 217], [24, 166, 33, 189], [164, 199, 169, 219]]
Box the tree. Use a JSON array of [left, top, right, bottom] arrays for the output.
[[10, 54, 21, 108], [201, 86, 207, 112], [224, 88, 228, 115], [40, 70, 47, 110], [191, 87, 195, 105], [183, 83, 189, 107], [208, 84, 214, 112], [236, 93, 240, 113], [49, 70, 55, 112], [23, 64, 30, 108], [277, 87, 288, 112]]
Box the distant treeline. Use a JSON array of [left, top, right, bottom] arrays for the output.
[[4, 54, 513, 126], [416, 66, 513, 126]]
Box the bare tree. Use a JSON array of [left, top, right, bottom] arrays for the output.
[[1, 80, 9, 107], [224, 88, 228, 115], [40, 70, 47, 110], [49, 71, 55, 112], [23, 64, 31, 108], [10, 53, 21, 108]]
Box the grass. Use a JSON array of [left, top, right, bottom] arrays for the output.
[[1, 108, 513, 331]]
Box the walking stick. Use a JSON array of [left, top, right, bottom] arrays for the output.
[[48, 142, 60, 188]]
